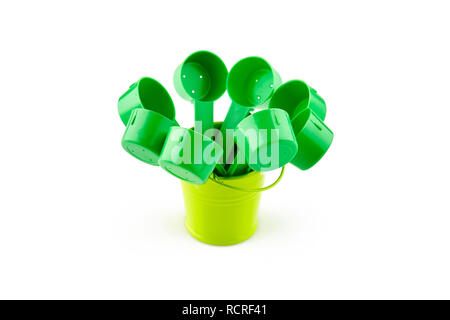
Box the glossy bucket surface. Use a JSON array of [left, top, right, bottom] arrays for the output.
[[181, 171, 265, 245]]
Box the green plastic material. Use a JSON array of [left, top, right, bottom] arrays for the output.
[[226, 160, 252, 177], [290, 109, 334, 170], [224, 142, 251, 177], [174, 51, 227, 133], [118, 77, 175, 126], [221, 56, 282, 132], [219, 57, 281, 174], [269, 79, 326, 121], [158, 127, 223, 185], [181, 171, 265, 245], [235, 109, 298, 172], [121, 109, 178, 165]]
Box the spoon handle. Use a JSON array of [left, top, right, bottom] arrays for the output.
[[194, 100, 214, 134], [220, 102, 250, 133]]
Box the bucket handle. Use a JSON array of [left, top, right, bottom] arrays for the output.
[[209, 166, 285, 192]]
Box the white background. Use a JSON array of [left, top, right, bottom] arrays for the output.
[[0, 0, 449, 299]]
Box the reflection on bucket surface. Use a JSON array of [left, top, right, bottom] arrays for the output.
[[181, 171, 265, 245]]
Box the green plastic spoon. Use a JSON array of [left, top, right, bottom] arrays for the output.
[[222, 57, 281, 132], [159, 126, 223, 185], [174, 51, 227, 134], [220, 57, 281, 175], [269, 79, 327, 121], [290, 108, 334, 170], [235, 109, 298, 172], [122, 108, 178, 165], [118, 77, 176, 126]]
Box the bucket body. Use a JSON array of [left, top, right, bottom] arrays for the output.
[[181, 171, 265, 245]]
